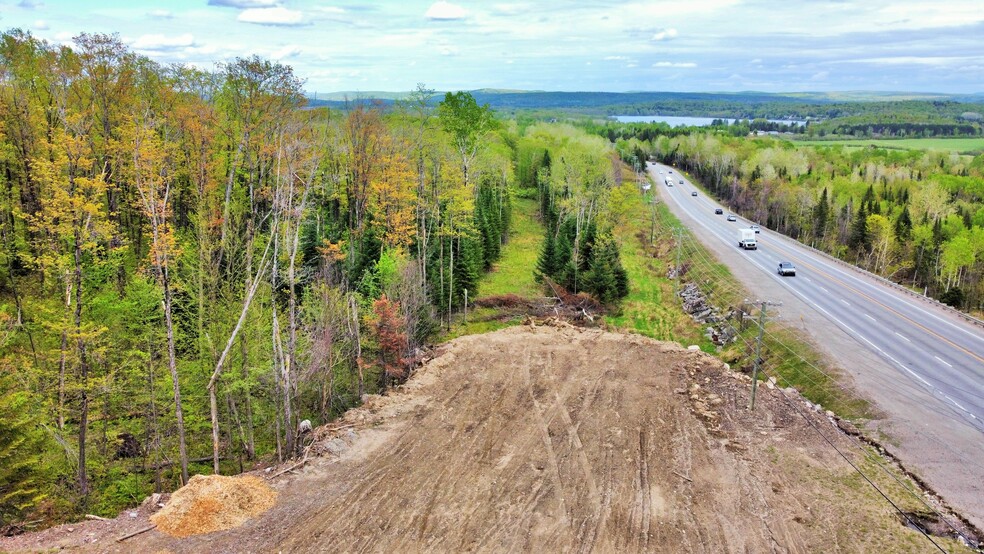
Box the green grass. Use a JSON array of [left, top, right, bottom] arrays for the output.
[[442, 196, 545, 339], [611, 189, 872, 420], [793, 137, 984, 153], [606, 195, 714, 349], [478, 197, 544, 298]]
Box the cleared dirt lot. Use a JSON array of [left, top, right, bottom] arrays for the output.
[[2, 323, 971, 553]]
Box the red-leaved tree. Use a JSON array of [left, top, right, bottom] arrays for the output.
[[371, 295, 409, 387]]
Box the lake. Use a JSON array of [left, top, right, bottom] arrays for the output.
[[613, 115, 806, 127]]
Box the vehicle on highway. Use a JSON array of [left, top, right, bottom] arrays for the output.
[[691, 191, 698, 197], [668, 170, 673, 174], [727, 214, 737, 221], [664, 178, 673, 186], [659, 170, 664, 174], [738, 228, 757, 250], [678, 179, 684, 185], [750, 225, 760, 233], [777, 262, 796, 276], [714, 208, 723, 214]]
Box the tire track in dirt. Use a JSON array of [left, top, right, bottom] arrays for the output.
[[91, 325, 978, 554]]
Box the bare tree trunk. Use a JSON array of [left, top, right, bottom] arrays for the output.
[[162, 265, 189, 484], [240, 333, 255, 459], [207, 240, 271, 475], [73, 226, 89, 499], [349, 294, 363, 399]]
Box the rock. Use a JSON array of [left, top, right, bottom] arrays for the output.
[[325, 438, 348, 456], [687, 345, 700, 351]]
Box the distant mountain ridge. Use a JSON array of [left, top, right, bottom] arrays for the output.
[[303, 89, 984, 121]]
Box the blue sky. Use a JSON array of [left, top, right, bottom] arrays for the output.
[[1, 0, 982, 94]]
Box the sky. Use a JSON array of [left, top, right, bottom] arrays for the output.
[[1, 0, 982, 95]]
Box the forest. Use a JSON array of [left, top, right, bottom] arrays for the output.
[[0, 31, 631, 530], [610, 129, 984, 313]]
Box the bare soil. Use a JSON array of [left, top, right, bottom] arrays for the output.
[[1, 323, 972, 553]]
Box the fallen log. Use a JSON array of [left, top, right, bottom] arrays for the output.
[[116, 524, 156, 542]]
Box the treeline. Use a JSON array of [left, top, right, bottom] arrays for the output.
[[585, 118, 804, 144], [610, 132, 984, 312], [515, 127, 631, 304], [807, 120, 982, 138], [0, 29, 529, 527]]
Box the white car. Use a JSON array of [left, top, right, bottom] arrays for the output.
[[727, 214, 737, 221]]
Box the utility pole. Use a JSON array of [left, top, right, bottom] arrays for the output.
[[747, 299, 780, 410], [674, 227, 683, 297]]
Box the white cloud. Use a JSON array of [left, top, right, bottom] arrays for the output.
[[650, 28, 678, 41], [131, 33, 196, 51], [33, 20, 48, 30], [426, 1, 467, 21], [271, 44, 302, 59], [440, 45, 460, 56], [238, 7, 306, 26], [836, 56, 979, 66], [208, 0, 278, 7], [148, 10, 173, 19], [810, 71, 830, 81], [491, 3, 526, 16], [652, 61, 696, 68], [605, 56, 629, 60], [314, 6, 346, 14]]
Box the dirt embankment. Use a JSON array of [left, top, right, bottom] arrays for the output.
[[1, 323, 974, 553]]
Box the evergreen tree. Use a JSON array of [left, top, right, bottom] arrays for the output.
[[584, 236, 630, 304], [813, 187, 830, 240], [849, 202, 870, 252], [452, 236, 481, 305], [894, 205, 912, 242], [536, 231, 558, 280]]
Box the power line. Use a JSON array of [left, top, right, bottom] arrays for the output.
[[651, 202, 976, 546]]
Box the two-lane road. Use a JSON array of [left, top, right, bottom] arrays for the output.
[[648, 162, 984, 529]]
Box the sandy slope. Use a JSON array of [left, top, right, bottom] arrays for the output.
[[2, 323, 969, 553]]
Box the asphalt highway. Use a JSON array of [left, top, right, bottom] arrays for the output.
[[648, 161, 984, 529]]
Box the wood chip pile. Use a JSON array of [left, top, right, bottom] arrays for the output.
[[150, 474, 277, 538]]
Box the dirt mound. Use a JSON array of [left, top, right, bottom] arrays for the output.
[[2, 323, 973, 552], [150, 474, 277, 538]]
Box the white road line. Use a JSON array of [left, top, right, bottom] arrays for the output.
[[864, 313, 877, 322], [652, 167, 981, 427], [894, 332, 911, 343], [820, 286, 829, 293], [934, 356, 953, 368], [840, 298, 851, 306]]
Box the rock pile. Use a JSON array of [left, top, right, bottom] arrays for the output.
[[677, 282, 737, 345]]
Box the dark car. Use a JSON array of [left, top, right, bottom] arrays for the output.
[[714, 208, 723, 214], [778, 262, 796, 276], [691, 191, 698, 197]]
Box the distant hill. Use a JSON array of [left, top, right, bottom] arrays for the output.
[[303, 89, 984, 122]]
